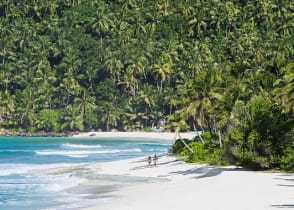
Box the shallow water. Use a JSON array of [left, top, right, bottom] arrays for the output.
[[0, 136, 171, 210]]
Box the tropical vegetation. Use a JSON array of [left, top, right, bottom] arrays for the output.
[[0, 0, 293, 170]]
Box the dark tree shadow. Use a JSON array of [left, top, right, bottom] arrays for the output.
[[284, 179, 294, 182], [274, 178, 294, 182], [277, 174, 294, 177], [278, 184, 294, 187], [275, 175, 294, 187], [271, 204, 294, 208], [270, 174, 294, 208], [131, 159, 148, 164], [170, 165, 248, 179]]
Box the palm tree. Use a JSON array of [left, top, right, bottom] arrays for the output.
[[135, 84, 156, 127], [0, 91, 15, 128], [151, 52, 173, 92], [104, 55, 124, 83], [125, 53, 148, 79], [60, 73, 81, 107], [37, 109, 60, 132], [74, 88, 97, 122], [121, 0, 138, 10], [273, 62, 294, 115], [61, 105, 84, 132], [118, 73, 137, 96], [91, 3, 113, 44], [16, 88, 37, 129], [98, 101, 122, 131]]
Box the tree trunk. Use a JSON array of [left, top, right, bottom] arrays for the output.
[[176, 133, 194, 154], [193, 122, 204, 143], [218, 130, 222, 148], [106, 116, 110, 131]]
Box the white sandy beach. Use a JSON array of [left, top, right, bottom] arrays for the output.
[[72, 131, 198, 141], [80, 155, 294, 210], [65, 132, 294, 210]]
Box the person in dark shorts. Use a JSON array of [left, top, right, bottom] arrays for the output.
[[148, 156, 152, 166], [153, 154, 158, 166]]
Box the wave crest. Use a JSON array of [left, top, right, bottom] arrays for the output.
[[61, 143, 102, 149], [35, 148, 142, 157]]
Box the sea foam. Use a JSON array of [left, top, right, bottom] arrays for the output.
[[35, 148, 142, 157], [0, 163, 78, 176], [60, 143, 102, 149]]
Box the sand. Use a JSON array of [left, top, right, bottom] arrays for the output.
[[70, 132, 294, 210], [72, 131, 198, 141], [81, 154, 294, 210]]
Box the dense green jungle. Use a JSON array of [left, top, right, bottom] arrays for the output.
[[0, 0, 293, 170]]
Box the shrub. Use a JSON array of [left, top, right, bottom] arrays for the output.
[[224, 96, 294, 170], [143, 127, 153, 132], [181, 141, 207, 163], [170, 139, 188, 154], [280, 128, 294, 171], [281, 149, 294, 171], [178, 141, 227, 165]]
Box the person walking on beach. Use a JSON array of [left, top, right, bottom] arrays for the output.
[[153, 154, 158, 166], [148, 156, 152, 166]]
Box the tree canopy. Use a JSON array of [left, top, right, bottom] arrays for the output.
[[0, 0, 293, 170]]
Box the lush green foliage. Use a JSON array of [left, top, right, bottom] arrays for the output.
[[280, 128, 294, 171], [171, 133, 227, 165], [224, 96, 293, 169], [0, 0, 293, 170]]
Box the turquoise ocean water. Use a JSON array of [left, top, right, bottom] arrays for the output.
[[0, 136, 171, 210]]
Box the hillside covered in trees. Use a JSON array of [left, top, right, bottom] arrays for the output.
[[0, 0, 293, 170]]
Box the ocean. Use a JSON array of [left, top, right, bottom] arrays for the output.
[[0, 136, 171, 210]]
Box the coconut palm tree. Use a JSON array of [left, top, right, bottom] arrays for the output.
[[16, 88, 37, 130], [273, 62, 294, 115], [151, 52, 173, 92], [98, 101, 122, 131], [61, 105, 84, 132], [74, 88, 97, 122]]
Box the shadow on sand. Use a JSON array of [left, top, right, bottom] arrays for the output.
[[269, 174, 294, 209], [271, 204, 294, 208], [278, 184, 294, 187], [170, 165, 248, 179], [275, 174, 294, 187]]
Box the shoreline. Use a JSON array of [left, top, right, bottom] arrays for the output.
[[0, 130, 71, 137], [0, 131, 197, 141], [1, 133, 293, 210], [79, 155, 294, 210], [72, 131, 197, 141]]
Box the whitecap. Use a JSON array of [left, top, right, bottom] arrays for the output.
[[0, 163, 79, 176], [66, 154, 89, 158], [43, 175, 87, 192], [60, 143, 102, 149], [147, 148, 168, 152], [35, 148, 143, 157], [138, 142, 171, 146], [35, 149, 121, 156], [123, 148, 142, 152]]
